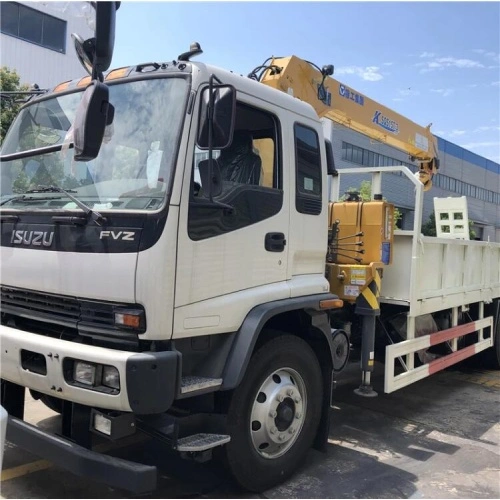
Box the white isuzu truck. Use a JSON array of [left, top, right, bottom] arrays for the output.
[[1, 3, 499, 493]]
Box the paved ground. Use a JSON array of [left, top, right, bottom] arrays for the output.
[[1, 360, 499, 499]]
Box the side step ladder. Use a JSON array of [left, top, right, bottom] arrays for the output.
[[179, 376, 222, 397], [176, 433, 230, 452]]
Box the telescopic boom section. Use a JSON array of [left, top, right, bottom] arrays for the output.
[[260, 55, 439, 189]]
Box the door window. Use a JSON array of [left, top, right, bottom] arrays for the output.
[[189, 102, 282, 240]]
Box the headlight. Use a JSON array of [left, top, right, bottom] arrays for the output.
[[74, 361, 96, 386], [70, 360, 120, 392], [102, 366, 120, 390]]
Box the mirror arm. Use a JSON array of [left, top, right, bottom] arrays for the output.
[[207, 74, 219, 202]]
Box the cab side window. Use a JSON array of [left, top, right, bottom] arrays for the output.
[[189, 102, 282, 241], [294, 124, 322, 215]]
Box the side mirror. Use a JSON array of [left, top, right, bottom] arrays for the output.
[[73, 81, 114, 161], [71, 2, 119, 162], [325, 139, 338, 176], [94, 1, 119, 73], [72, 2, 119, 76], [197, 84, 236, 150]]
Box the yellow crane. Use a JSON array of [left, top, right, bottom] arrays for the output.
[[257, 55, 439, 190]]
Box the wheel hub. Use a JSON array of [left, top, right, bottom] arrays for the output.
[[249, 368, 307, 459]]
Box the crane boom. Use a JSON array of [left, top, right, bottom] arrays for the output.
[[259, 55, 439, 189]]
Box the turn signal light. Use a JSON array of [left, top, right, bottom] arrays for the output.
[[105, 67, 130, 81], [319, 298, 344, 310], [53, 81, 70, 92], [114, 310, 144, 329], [77, 76, 91, 87]]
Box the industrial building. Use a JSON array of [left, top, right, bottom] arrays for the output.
[[1, 2, 497, 242], [0, 1, 92, 89], [330, 123, 500, 242]]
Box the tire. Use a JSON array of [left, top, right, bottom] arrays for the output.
[[30, 390, 63, 414], [223, 334, 323, 492], [493, 310, 500, 369]]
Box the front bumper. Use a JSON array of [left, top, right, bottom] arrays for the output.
[[7, 415, 157, 493], [1, 325, 179, 414]]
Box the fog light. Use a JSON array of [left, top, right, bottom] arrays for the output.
[[94, 413, 112, 435], [74, 361, 96, 386], [102, 366, 120, 390]]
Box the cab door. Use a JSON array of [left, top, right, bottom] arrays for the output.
[[173, 94, 291, 338]]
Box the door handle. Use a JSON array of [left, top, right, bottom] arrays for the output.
[[265, 232, 286, 252]]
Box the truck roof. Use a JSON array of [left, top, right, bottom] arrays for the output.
[[43, 60, 321, 124]]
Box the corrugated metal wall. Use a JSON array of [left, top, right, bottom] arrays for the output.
[[1, 1, 93, 88]]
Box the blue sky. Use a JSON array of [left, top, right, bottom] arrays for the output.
[[111, 1, 500, 163]]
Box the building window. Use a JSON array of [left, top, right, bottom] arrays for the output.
[[1, 2, 66, 53]]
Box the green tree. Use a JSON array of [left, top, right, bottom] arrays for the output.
[[1, 67, 28, 143], [343, 180, 403, 226], [421, 211, 437, 237]]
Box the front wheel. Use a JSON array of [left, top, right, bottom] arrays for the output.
[[224, 334, 323, 492]]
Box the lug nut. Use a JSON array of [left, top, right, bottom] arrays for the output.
[[287, 389, 294, 396], [279, 434, 285, 441], [270, 426, 277, 434], [295, 413, 302, 419], [294, 396, 301, 403], [289, 427, 296, 434], [277, 395, 284, 402], [269, 410, 277, 418]]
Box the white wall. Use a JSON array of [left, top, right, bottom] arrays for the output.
[[0, 1, 93, 89]]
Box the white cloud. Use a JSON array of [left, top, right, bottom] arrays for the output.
[[419, 51, 436, 58], [431, 88, 454, 97], [448, 129, 466, 137], [398, 88, 420, 97], [472, 125, 500, 133], [392, 98, 404, 102], [472, 49, 500, 63], [492, 81, 500, 86], [436, 57, 484, 68], [383, 62, 393, 66], [417, 56, 484, 72], [335, 66, 383, 81]]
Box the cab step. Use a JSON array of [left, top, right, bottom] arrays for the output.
[[176, 433, 230, 452], [180, 376, 222, 396]]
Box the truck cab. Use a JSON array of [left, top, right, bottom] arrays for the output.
[[0, 59, 341, 492]]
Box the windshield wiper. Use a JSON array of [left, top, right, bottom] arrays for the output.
[[26, 186, 77, 194], [26, 185, 107, 226], [0, 195, 63, 206]]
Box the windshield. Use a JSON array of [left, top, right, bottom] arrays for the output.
[[1, 77, 188, 211]]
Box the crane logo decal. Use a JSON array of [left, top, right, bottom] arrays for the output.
[[372, 110, 399, 135], [339, 85, 364, 106]]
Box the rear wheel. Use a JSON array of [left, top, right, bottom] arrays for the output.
[[493, 306, 500, 369], [224, 334, 322, 492]]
